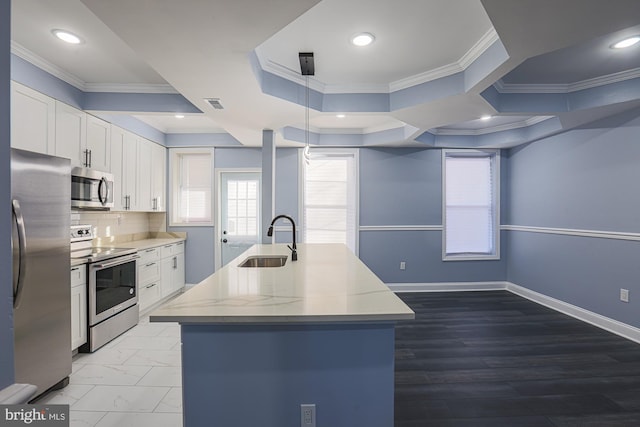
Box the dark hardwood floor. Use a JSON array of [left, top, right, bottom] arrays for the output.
[[394, 291, 640, 427]]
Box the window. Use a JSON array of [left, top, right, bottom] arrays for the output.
[[302, 149, 358, 253], [170, 148, 214, 226], [443, 150, 499, 260], [225, 179, 259, 236]]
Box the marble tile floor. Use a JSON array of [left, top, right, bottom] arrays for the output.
[[34, 316, 183, 427]]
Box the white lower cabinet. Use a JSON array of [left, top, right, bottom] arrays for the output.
[[161, 242, 185, 298], [70, 265, 87, 350], [137, 241, 185, 313]]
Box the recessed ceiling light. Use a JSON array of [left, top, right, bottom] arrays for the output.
[[611, 36, 640, 49], [52, 29, 82, 44], [336, 114, 346, 118], [351, 33, 375, 47], [480, 115, 492, 121], [175, 114, 185, 119]]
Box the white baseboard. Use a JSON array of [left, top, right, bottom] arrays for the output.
[[506, 282, 640, 345], [388, 282, 508, 292], [388, 281, 640, 344]]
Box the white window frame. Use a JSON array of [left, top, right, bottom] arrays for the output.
[[442, 149, 500, 261], [299, 148, 360, 255], [168, 147, 215, 227]]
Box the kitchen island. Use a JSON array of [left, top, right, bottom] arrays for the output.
[[150, 243, 414, 427]]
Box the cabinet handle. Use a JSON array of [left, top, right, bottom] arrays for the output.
[[125, 195, 130, 210], [145, 248, 155, 253], [145, 283, 157, 289], [173, 256, 177, 269], [88, 149, 92, 168], [71, 267, 79, 272], [145, 262, 155, 267], [177, 242, 183, 246], [83, 149, 88, 167], [164, 245, 172, 248]]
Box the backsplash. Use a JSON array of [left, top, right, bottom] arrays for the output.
[[71, 211, 167, 243]]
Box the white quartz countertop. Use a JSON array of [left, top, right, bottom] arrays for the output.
[[121, 237, 185, 251], [150, 243, 415, 324]]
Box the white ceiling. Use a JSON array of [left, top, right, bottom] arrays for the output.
[[255, 0, 492, 90], [9, 0, 640, 146]]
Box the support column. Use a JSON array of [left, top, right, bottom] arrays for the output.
[[0, 0, 14, 389], [261, 129, 275, 244]]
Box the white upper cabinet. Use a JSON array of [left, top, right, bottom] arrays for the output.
[[137, 138, 153, 211], [11, 82, 56, 155], [55, 101, 86, 164], [55, 101, 111, 172], [151, 142, 166, 211], [110, 125, 138, 211], [86, 116, 111, 172]]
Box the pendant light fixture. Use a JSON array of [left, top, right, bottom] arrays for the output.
[[299, 52, 314, 164]]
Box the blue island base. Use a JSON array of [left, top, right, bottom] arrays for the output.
[[180, 323, 396, 427]]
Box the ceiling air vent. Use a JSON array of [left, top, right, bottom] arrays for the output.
[[204, 98, 224, 110]]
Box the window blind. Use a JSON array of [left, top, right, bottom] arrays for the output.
[[444, 153, 496, 257], [303, 152, 357, 253], [175, 153, 212, 223]]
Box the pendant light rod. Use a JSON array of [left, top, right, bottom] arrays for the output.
[[299, 52, 314, 162]]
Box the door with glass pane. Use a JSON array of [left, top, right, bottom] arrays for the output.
[[219, 172, 261, 267]]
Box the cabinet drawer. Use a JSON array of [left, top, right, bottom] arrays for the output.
[[70, 264, 86, 287], [139, 280, 161, 311], [138, 260, 161, 284], [161, 241, 185, 258], [138, 247, 160, 264]]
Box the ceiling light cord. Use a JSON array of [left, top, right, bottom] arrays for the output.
[[303, 75, 311, 163]]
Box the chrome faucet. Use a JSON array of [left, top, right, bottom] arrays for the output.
[[267, 214, 297, 261]]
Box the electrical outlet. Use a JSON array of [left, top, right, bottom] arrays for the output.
[[300, 404, 316, 427], [620, 288, 630, 303], [400, 261, 406, 270]]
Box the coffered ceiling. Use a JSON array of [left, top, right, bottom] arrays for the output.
[[10, 0, 640, 148]]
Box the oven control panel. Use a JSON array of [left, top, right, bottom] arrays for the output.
[[70, 224, 93, 242]]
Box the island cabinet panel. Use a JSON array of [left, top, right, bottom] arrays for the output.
[[180, 323, 396, 427]]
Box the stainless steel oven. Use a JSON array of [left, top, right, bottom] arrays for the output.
[[71, 225, 139, 352], [89, 252, 138, 325], [71, 167, 114, 210]]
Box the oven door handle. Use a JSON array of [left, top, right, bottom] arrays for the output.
[[93, 254, 139, 269]]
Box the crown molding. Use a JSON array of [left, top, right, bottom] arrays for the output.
[[12, 41, 177, 94], [495, 67, 640, 94], [258, 27, 500, 95], [458, 28, 500, 70], [432, 115, 554, 136], [84, 83, 178, 94], [11, 41, 86, 90]]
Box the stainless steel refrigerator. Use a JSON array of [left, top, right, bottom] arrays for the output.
[[11, 148, 72, 397]]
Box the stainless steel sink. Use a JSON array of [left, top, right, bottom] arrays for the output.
[[238, 255, 288, 268]]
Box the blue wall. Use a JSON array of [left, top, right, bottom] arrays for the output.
[[359, 148, 508, 283], [1, 0, 14, 389], [505, 108, 640, 328]]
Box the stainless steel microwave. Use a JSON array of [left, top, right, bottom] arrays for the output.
[[71, 167, 114, 210]]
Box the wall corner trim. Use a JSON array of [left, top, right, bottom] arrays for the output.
[[387, 281, 640, 344]]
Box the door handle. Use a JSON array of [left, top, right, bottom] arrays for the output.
[[222, 238, 228, 243], [98, 177, 108, 205], [12, 199, 27, 309]]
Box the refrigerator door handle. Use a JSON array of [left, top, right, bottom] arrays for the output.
[[12, 199, 27, 309]]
